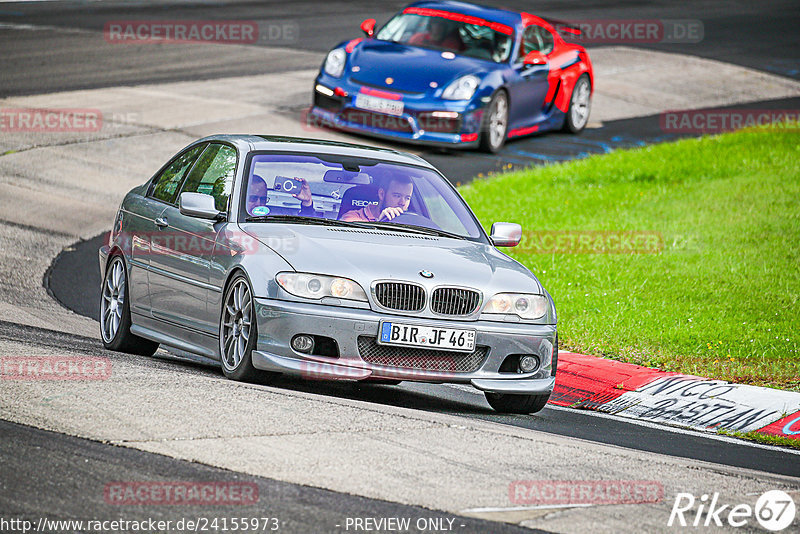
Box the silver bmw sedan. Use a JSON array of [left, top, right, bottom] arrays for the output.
[[99, 135, 557, 413]]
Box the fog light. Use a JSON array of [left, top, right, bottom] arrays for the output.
[[292, 335, 315, 353], [519, 355, 539, 373], [315, 84, 334, 97]]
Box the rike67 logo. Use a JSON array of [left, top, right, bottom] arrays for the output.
[[669, 490, 796, 531]]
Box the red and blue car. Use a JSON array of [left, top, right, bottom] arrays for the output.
[[310, 1, 593, 152]]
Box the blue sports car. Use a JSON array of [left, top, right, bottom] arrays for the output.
[[310, 0, 594, 152]]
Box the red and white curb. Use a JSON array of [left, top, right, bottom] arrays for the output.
[[551, 352, 800, 439]]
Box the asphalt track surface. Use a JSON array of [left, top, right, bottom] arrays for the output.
[[4, 0, 800, 527], [1, 418, 542, 534]]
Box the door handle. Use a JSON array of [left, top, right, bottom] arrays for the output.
[[155, 217, 168, 228]]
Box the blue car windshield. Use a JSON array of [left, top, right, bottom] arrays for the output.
[[243, 153, 484, 240], [376, 12, 514, 63]]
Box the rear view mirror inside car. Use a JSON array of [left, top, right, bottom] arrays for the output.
[[322, 169, 372, 184]]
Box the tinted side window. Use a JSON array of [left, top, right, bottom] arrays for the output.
[[522, 25, 554, 56], [149, 144, 206, 204], [179, 144, 237, 212]]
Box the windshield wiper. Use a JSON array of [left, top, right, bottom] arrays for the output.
[[244, 215, 467, 239], [243, 215, 374, 229], [366, 221, 465, 240]]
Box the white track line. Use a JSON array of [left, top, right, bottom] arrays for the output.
[[461, 503, 594, 513], [0, 22, 94, 34]]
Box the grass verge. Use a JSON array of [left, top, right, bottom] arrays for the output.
[[460, 125, 799, 391], [718, 429, 800, 450]]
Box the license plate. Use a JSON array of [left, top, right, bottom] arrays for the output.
[[378, 321, 476, 352], [355, 93, 404, 116]]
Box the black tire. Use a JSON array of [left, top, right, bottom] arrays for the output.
[[563, 74, 591, 133], [100, 255, 159, 356], [479, 90, 509, 153], [485, 392, 550, 414], [219, 274, 278, 384]]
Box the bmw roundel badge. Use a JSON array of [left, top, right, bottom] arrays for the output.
[[419, 270, 434, 279]]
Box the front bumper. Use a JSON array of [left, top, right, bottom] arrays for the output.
[[252, 298, 556, 395], [309, 76, 486, 148]]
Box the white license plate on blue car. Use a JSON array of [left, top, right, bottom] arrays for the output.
[[378, 321, 476, 352], [355, 93, 404, 116]]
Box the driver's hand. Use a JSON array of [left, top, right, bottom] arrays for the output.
[[379, 207, 404, 221], [293, 177, 312, 207]]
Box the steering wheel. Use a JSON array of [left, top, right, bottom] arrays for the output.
[[383, 212, 441, 230]]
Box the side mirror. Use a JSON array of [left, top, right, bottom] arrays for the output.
[[490, 222, 522, 247], [179, 192, 223, 220], [361, 18, 376, 37], [522, 50, 547, 65]]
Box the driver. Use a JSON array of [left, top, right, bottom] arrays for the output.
[[408, 17, 465, 51], [341, 176, 413, 222]]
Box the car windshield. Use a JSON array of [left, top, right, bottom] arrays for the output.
[[376, 12, 514, 63], [242, 153, 484, 240]]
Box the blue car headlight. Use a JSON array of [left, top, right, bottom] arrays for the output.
[[442, 75, 480, 100], [323, 48, 347, 78]]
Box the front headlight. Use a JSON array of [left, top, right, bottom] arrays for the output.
[[483, 293, 548, 320], [276, 272, 367, 302], [441, 75, 480, 100], [323, 48, 347, 77]]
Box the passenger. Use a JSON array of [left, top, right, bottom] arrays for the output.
[[246, 175, 269, 214], [246, 174, 315, 216], [341, 176, 413, 222]]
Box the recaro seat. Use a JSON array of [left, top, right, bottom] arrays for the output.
[[337, 184, 379, 219]]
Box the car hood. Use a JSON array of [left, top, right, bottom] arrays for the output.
[[241, 223, 542, 294], [349, 40, 486, 94]]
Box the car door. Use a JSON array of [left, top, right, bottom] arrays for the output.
[[131, 143, 207, 316], [506, 24, 555, 131], [148, 142, 236, 335]]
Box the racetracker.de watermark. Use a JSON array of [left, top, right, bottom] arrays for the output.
[[299, 356, 458, 381], [0, 108, 101, 132], [518, 230, 663, 254], [104, 481, 259, 506], [661, 109, 800, 134], [106, 230, 298, 256], [1, 357, 111, 381], [301, 107, 421, 134], [555, 19, 703, 44], [104, 20, 298, 45], [510, 480, 664, 505]]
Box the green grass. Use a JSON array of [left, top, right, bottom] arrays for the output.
[[459, 126, 800, 391], [718, 429, 800, 450]]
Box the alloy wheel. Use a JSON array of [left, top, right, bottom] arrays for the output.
[[101, 257, 125, 343], [221, 279, 253, 371], [489, 93, 508, 150], [570, 78, 591, 130]]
